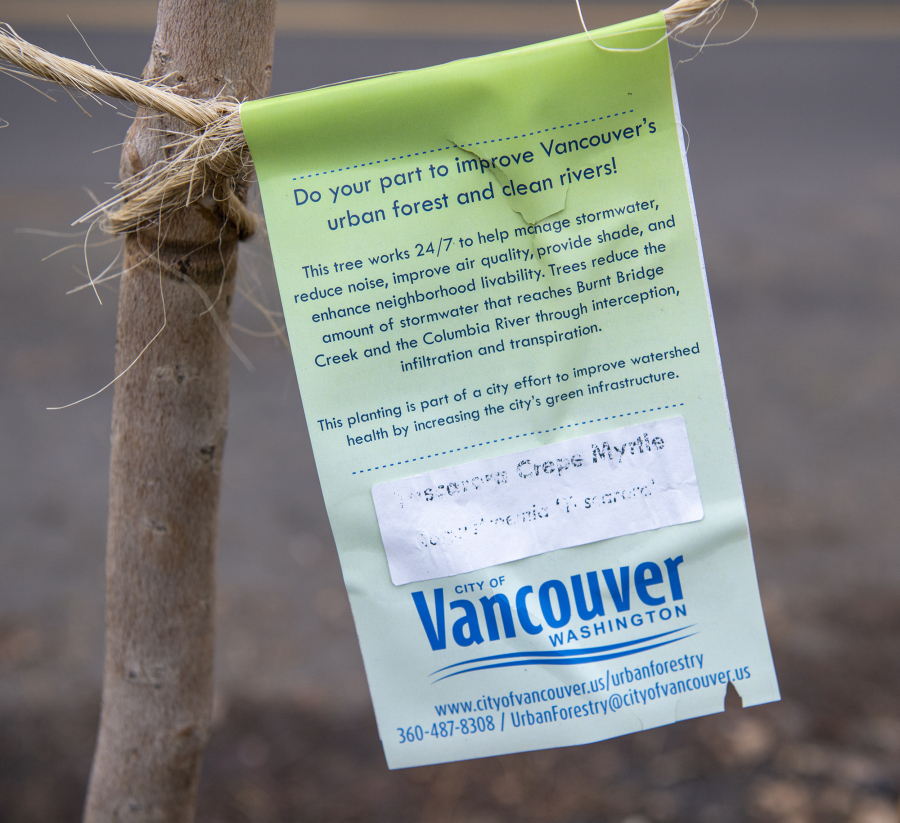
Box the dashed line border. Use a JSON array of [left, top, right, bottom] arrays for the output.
[[292, 109, 636, 181], [350, 402, 684, 475]]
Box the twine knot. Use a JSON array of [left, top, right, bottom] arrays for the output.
[[1, 24, 258, 239], [100, 104, 258, 240]]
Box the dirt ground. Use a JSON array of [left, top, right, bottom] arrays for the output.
[[1, 19, 899, 823]]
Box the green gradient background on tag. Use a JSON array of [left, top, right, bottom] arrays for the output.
[[241, 14, 779, 769]]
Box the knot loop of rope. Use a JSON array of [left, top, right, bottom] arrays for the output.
[[1, 22, 256, 238], [98, 105, 257, 241], [0, 0, 725, 241]]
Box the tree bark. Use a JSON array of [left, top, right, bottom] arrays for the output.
[[84, 2, 276, 820]]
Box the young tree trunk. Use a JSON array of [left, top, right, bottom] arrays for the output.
[[84, 2, 276, 820]]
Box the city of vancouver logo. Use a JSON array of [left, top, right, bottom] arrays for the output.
[[412, 555, 692, 680]]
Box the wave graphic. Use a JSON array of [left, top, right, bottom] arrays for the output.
[[431, 626, 696, 681]]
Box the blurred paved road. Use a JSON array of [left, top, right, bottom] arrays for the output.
[[1, 24, 898, 721]]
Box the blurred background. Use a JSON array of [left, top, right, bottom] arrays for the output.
[[1, 1, 898, 821]]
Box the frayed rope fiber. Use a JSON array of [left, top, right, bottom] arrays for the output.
[[0, 23, 255, 238], [0, 0, 725, 240]]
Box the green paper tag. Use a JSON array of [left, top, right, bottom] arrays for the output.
[[242, 14, 779, 769]]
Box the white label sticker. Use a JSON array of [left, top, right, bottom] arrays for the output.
[[372, 417, 703, 585]]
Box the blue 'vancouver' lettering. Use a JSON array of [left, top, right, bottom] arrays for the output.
[[412, 556, 685, 652]]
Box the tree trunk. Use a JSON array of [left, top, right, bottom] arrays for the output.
[[84, 2, 276, 820]]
